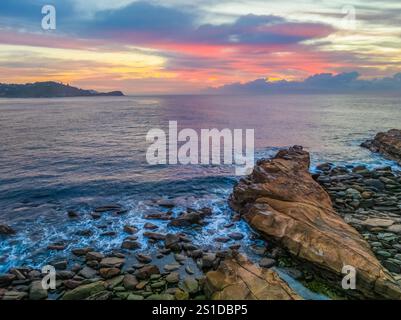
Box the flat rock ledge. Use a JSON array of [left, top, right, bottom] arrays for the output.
[[205, 254, 301, 300], [361, 129, 401, 164], [229, 146, 401, 299]]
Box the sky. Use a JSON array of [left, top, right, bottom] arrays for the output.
[[0, 0, 401, 94]]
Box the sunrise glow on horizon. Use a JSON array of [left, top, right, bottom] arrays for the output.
[[1, 0, 401, 94]]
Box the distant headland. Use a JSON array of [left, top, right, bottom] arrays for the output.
[[0, 81, 124, 98]]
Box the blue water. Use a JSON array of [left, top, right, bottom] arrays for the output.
[[0, 94, 400, 273]]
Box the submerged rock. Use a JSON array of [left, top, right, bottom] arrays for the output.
[[134, 265, 160, 280], [168, 211, 203, 227], [205, 254, 301, 300], [230, 146, 401, 299], [123, 225, 138, 234], [361, 129, 401, 164], [0, 224, 15, 235]]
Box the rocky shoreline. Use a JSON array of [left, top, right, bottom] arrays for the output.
[[361, 129, 401, 165], [1, 130, 401, 300], [315, 164, 401, 274]]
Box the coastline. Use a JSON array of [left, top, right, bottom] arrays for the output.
[[1, 130, 401, 300]]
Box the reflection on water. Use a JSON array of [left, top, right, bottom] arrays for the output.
[[0, 94, 400, 271]]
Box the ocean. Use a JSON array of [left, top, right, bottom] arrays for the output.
[[0, 94, 400, 273]]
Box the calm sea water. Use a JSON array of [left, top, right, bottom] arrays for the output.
[[0, 94, 400, 272]]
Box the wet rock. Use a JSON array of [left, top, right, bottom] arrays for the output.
[[75, 229, 93, 237], [0, 274, 16, 288], [175, 289, 189, 300], [57, 271, 75, 280], [144, 222, 158, 230], [230, 146, 401, 299], [388, 225, 401, 234], [72, 247, 93, 256], [122, 274, 138, 290], [0, 224, 15, 235], [316, 163, 333, 171], [105, 275, 124, 289], [94, 204, 122, 213], [99, 268, 120, 279], [143, 232, 166, 241], [29, 281, 48, 300], [86, 252, 104, 262], [165, 233, 181, 251], [229, 244, 241, 251], [182, 243, 198, 251], [362, 218, 394, 228], [123, 225, 138, 234], [205, 254, 301, 300], [28, 270, 41, 280], [156, 199, 176, 208], [182, 276, 199, 294], [164, 264, 180, 272], [100, 231, 116, 237], [150, 274, 161, 280], [100, 257, 125, 268], [166, 272, 180, 284], [79, 267, 97, 279], [365, 179, 385, 191], [2, 291, 27, 300], [91, 212, 102, 219], [9, 268, 26, 280], [259, 258, 276, 269], [144, 212, 172, 220], [136, 280, 147, 290], [361, 129, 401, 165], [64, 279, 82, 289], [228, 232, 244, 240], [47, 243, 65, 251], [282, 267, 303, 280], [134, 265, 160, 280], [121, 240, 141, 250], [86, 260, 99, 269], [159, 249, 171, 256], [51, 260, 68, 270], [67, 211, 79, 218], [136, 253, 152, 264], [168, 211, 204, 227], [384, 260, 401, 273], [174, 254, 186, 263], [189, 249, 203, 259], [202, 253, 216, 269], [250, 245, 266, 256], [185, 266, 194, 275], [62, 281, 106, 300], [151, 280, 166, 289]]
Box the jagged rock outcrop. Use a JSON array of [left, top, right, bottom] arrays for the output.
[[361, 129, 401, 164], [230, 145, 401, 299], [205, 254, 301, 300]]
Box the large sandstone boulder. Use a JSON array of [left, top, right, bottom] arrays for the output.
[[205, 254, 301, 300], [230, 146, 401, 299], [361, 129, 401, 164]]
